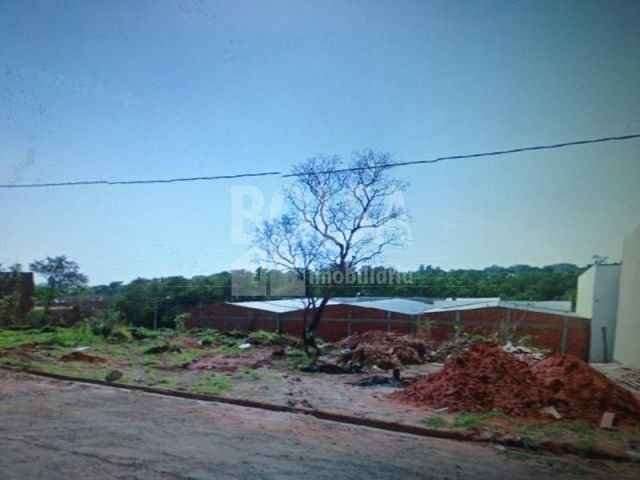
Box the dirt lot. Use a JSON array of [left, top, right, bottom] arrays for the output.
[[2, 370, 640, 480], [1, 327, 639, 457]]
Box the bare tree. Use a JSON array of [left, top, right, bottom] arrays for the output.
[[254, 150, 408, 360]]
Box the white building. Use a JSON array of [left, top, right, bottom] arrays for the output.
[[614, 225, 640, 368], [576, 263, 621, 362]]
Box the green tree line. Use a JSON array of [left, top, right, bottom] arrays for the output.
[[72, 263, 583, 327]]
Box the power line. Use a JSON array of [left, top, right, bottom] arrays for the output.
[[1, 133, 639, 189], [283, 133, 640, 176], [0, 171, 282, 189]]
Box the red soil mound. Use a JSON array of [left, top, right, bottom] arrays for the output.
[[393, 343, 549, 416], [532, 354, 640, 422]]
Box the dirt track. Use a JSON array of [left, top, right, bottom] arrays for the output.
[[1, 370, 638, 479]]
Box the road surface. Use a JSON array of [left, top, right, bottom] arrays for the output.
[[0, 370, 637, 479]]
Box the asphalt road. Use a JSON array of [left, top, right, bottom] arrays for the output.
[[0, 370, 637, 479]]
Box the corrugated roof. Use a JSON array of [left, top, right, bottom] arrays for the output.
[[346, 298, 431, 315], [228, 298, 342, 313], [227, 297, 584, 318]]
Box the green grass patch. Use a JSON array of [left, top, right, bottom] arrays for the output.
[[155, 376, 181, 390], [238, 367, 260, 381], [163, 349, 201, 368], [422, 416, 448, 429], [0, 326, 101, 349], [517, 420, 600, 449], [453, 411, 503, 429], [192, 374, 232, 395], [286, 348, 312, 370]]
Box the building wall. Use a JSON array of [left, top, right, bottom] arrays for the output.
[[615, 225, 640, 368], [576, 267, 595, 318], [577, 264, 621, 362], [188, 303, 591, 360]]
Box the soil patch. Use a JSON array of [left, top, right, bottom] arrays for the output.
[[187, 349, 274, 373]]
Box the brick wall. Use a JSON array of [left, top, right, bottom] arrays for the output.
[[187, 303, 591, 360]]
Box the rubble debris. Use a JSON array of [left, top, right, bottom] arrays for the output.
[[105, 370, 123, 382], [600, 412, 616, 430], [618, 368, 640, 392], [626, 440, 640, 462], [337, 331, 429, 370], [540, 406, 562, 420], [60, 351, 107, 364], [393, 343, 550, 416], [502, 341, 547, 364], [532, 354, 640, 422], [425, 335, 479, 363], [348, 375, 406, 388]]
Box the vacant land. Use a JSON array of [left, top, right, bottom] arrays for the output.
[[2, 370, 640, 480], [1, 326, 639, 458]]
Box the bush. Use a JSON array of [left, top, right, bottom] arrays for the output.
[[26, 308, 46, 328], [108, 324, 133, 343], [86, 309, 124, 337], [174, 313, 191, 332]]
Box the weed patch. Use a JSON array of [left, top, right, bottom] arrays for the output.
[[192, 374, 232, 395], [453, 411, 503, 429], [422, 416, 448, 429]]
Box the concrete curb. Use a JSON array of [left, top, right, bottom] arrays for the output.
[[1, 365, 635, 463]]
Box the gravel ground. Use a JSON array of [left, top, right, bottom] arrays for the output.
[[1, 370, 639, 480]]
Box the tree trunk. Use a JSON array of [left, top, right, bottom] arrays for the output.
[[43, 283, 56, 322], [303, 296, 330, 364]]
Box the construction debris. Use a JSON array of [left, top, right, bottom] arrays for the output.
[[348, 375, 406, 388], [532, 354, 640, 422], [337, 331, 429, 370], [394, 343, 549, 416], [425, 335, 480, 363], [541, 406, 562, 420], [600, 412, 616, 430], [502, 341, 547, 364]]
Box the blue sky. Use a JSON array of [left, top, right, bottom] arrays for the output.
[[1, 0, 639, 285]]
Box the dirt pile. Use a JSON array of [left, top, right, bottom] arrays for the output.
[[394, 343, 549, 416], [532, 354, 640, 422], [60, 351, 107, 364], [338, 331, 428, 370]]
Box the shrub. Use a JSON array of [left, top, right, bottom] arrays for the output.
[[26, 308, 46, 328], [108, 324, 133, 343], [86, 309, 124, 337], [174, 313, 191, 332]]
